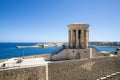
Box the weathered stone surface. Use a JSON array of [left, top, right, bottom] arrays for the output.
[[0, 66, 46, 80], [49, 48, 102, 61], [68, 23, 89, 49], [0, 56, 120, 80], [48, 56, 120, 80]]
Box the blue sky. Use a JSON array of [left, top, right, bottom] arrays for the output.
[[0, 0, 120, 42]]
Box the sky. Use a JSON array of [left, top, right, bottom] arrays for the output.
[[0, 0, 120, 42]]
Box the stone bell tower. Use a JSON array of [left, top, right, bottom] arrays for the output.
[[68, 22, 89, 49]]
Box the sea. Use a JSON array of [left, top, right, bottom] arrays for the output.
[[0, 42, 119, 60]]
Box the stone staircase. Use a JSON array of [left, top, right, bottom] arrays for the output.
[[52, 45, 67, 55], [96, 72, 120, 80]]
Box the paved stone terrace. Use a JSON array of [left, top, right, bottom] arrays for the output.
[[0, 56, 120, 80], [0, 57, 48, 69]]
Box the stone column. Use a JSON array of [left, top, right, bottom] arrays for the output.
[[76, 29, 79, 48], [81, 30, 84, 48], [86, 30, 89, 48], [69, 30, 71, 48], [70, 30, 73, 48], [84, 30, 86, 48], [72, 30, 76, 48]]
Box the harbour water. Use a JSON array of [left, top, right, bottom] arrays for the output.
[[0, 42, 62, 59], [0, 42, 119, 59]]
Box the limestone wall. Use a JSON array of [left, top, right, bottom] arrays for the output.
[[50, 49, 90, 61], [0, 66, 46, 80], [1, 56, 120, 80], [91, 48, 103, 57], [48, 56, 120, 80], [49, 48, 101, 61], [67, 49, 92, 59]]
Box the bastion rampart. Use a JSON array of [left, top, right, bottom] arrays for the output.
[[0, 66, 46, 80], [0, 22, 120, 80], [0, 56, 120, 80]]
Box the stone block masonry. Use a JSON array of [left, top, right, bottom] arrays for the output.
[[49, 48, 102, 61], [68, 23, 89, 49], [48, 56, 120, 80], [0, 66, 46, 80], [0, 56, 120, 80]]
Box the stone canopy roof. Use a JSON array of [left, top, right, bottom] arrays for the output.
[[68, 22, 90, 26]]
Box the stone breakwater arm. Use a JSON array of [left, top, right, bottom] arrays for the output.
[[16, 46, 42, 48], [16, 42, 65, 48]]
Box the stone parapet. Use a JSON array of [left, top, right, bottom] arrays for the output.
[[48, 56, 120, 80], [0, 56, 120, 80], [48, 48, 101, 61], [0, 66, 46, 80]]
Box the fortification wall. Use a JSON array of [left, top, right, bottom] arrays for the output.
[[91, 48, 103, 57], [0, 56, 120, 80], [48, 56, 120, 80], [0, 66, 46, 80], [50, 49, 91, 61], [50, 48, 101, 61]]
